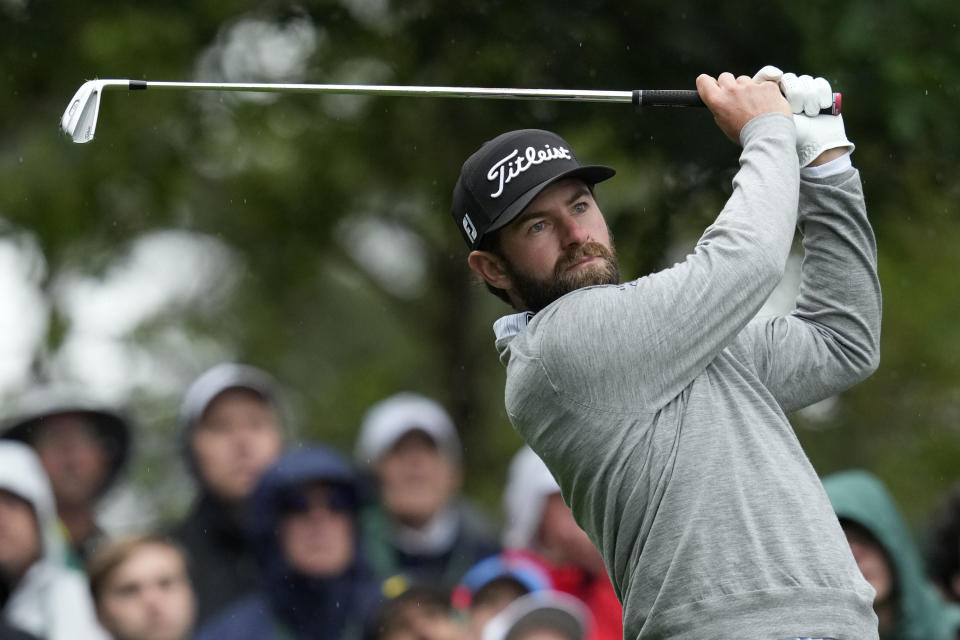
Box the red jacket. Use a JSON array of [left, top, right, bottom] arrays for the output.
[[518, 551, 623, 640]]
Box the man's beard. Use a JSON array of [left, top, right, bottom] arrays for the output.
[[505, 241, 620, 313]]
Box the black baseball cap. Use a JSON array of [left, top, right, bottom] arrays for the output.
[[451, 129, 615, 249]]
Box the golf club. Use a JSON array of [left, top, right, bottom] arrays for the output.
[[60, 79, 842, 144]]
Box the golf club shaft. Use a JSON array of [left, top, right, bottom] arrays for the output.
[[61, 79, 845, 144], [120, 80, 840, 114]]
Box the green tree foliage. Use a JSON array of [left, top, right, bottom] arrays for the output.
[[1, 0, 958, 522]]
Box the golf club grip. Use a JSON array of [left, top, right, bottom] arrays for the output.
[[634, 89, 842, 115]]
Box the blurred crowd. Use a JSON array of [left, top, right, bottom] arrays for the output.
[[1, 362, 960, 640]]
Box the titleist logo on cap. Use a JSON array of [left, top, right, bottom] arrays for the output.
[[486, 144, 573, 198]]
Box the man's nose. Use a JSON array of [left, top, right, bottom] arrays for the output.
[[142, 586, 164, 610], [560, 216, 590, 247]]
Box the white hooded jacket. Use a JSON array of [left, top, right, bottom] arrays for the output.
[[502, 446, 561, 551], [0, 441, 109, 640]]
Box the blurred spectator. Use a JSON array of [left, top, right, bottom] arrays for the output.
[[481, 591, 589, 640], [371, 580, 462, 640], [87, 533, 196, 640], [452, 551, 552, 640], [822, 470, 960, 640], [1, 385, 132, 568], [0, 440, 109, 640], [193, 446, 383, 640], [501, 447, 621, 640], [355, 393, 500, 587], [169, 362, 285, 624], [926, 482, 960, 604]]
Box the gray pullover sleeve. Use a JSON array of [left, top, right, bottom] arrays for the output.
[[729, 165, 881, 411]]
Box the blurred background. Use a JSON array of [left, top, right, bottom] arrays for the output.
[[0, 0, 958, 531]]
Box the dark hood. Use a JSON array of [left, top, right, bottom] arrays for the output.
[[248, 446, 381, 639]]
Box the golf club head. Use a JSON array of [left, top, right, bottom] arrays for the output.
[[61, 80, 105, 143]]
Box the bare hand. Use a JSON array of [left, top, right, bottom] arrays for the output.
[[696, 72, 791, 144]]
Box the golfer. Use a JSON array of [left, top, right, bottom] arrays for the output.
[[450, 66, 881, 639]]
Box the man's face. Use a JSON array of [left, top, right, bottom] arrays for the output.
[[280, 482, 355, 577], [190, 389, 283, 503], [0, 489, 41, 584], [473, 178, 620, 312], [377, 597, 457, 640], [32, 414, 110, 510], [376, 430, 460, 529], [96, 543, 196, 640], [843, 521, 894, 605], [467, 579, 529, 640], [536, 493, 606, 576]]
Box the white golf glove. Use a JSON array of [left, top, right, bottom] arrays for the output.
[[754, 65, 854, 167]]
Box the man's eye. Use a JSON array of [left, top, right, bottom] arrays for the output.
[[529, 221, 546, 233], [573, 202, 588, 213]]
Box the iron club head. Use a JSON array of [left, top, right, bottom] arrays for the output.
[[61, 80, 106, 143], [60, 79, 134, 143]]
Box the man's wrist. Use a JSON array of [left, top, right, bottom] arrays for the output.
[[807, 147, 849, 167]]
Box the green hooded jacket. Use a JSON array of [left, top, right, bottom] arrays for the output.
[[822, 470, 960, 640]]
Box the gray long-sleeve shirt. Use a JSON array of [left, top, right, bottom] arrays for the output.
[[493, 114, 881, 639]]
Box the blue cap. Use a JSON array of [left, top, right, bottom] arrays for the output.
[[453, 552, 553, 608]]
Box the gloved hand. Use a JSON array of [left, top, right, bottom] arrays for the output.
[[754, 65, 854, 167]]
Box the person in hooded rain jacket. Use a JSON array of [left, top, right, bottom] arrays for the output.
[[822, 470, 960, 640], [501, 447, 621, 640], [169, 362, 286, 624], [0, 440, 109, 640], [192, 445, 383, 640], [354, 392, 500, 590], [2, 385, 133, 569]]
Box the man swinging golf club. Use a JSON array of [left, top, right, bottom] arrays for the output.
[[451, 66, 881, 639]]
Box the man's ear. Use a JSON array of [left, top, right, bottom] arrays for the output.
[[467, 250, 512, 291]]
